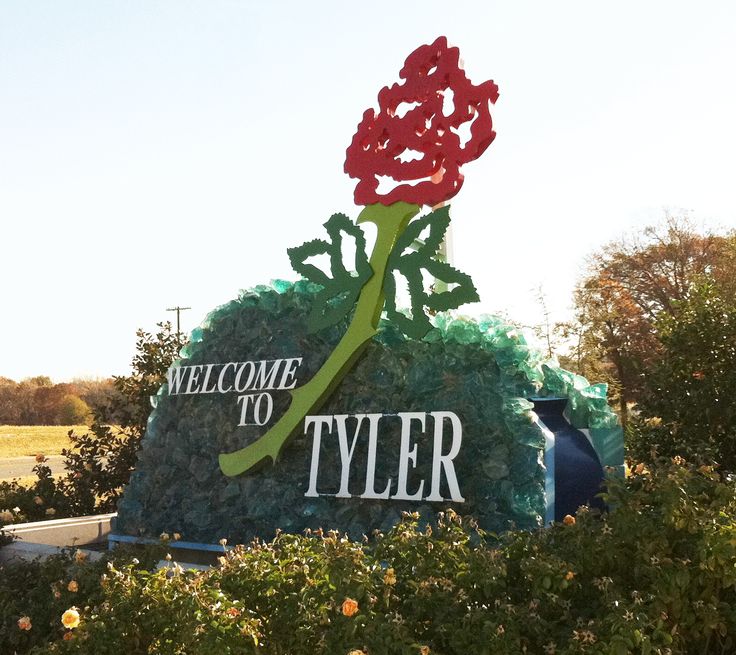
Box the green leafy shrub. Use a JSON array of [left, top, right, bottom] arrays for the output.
[[0, 517, 12, 547], [629, 283, 736, 470], [1, 462, 732, 654], [0, 460, 62, 525], [57, 396, 91, 426], [0, 550, 104, 654], [0, 323, 183, 522], [0, 544, 164, 655], [58, 322, 184, 514]]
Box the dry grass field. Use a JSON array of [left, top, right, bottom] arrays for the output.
[[0, 425, 87, 458]]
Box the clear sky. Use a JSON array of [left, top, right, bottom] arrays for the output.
[[1, 1, 735, 382]]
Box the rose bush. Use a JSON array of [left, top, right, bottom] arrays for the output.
[[0, 546, 160, 654], [1, 461, 735, 654]]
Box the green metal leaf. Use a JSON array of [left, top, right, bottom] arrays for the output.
[[287, 213, 372, 332], [384, 205, 479, 339], [422, 258, 479, 311]]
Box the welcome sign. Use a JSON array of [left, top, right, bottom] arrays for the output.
[[166, 356, 466, 504], [167, 358, 304, 427], [114, 38, 623, 545]]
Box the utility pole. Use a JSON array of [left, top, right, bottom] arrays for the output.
[[166, 306, 191, 337], [410, 200, 454, 294]]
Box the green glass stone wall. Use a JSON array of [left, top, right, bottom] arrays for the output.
[[115, 281, 622, 544]]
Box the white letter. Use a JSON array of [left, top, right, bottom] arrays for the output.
[[255, 359, 283, 390], [234, 362, 256, 392], [184, 365, 203, 394], [360, 413, 392, 499], [253, 392, 274, 426], [200, 363, 217, 393], [426, 411, 465, 503], [334, 414, 364, 498], [304, 416, 333, 498], [278, 357, 303, 390], [217, 362, 236, 393], [237, 394, 256, 426], [392, 412, 426, 501], [167, 366, 187, 395], [237, 393, 274, 426]]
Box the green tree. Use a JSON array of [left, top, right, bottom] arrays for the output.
[[56, 323, 185, 514], [70, 377, 118, 419], [16, 378, 52, 424], [32, 383, 76, 425], [0, 377, 22, 424], [630, 282, 736, 469], [566, 215, 736, 427], [58, 394, 91, 425]]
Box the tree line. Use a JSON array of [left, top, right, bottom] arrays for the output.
[[0, 377, 117, 426]]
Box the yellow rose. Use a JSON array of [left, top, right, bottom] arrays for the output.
[[17, 616, 32, 631], [61, 608, 80, 629], [341, 598, 359, 617], [565, 571, 575, 581], [383, 568, 397, 585], [420, 647, 431, 655], [67, 580, 78, 593], [348, 651, 366, 655], [562, 515, 576, 526]]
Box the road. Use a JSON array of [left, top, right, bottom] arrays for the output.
[[0, 455, 66, 481]]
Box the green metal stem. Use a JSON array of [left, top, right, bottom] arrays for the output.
[[219, 202, 420, 476]]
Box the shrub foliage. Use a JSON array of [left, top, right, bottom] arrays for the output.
[[59, 322, 184, 514], [2, 462, 735, 654], [0, 323, 183, 525], [629, 283, 736, 471]]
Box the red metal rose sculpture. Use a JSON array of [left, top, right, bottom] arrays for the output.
[[345, 36, 499, 207]]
